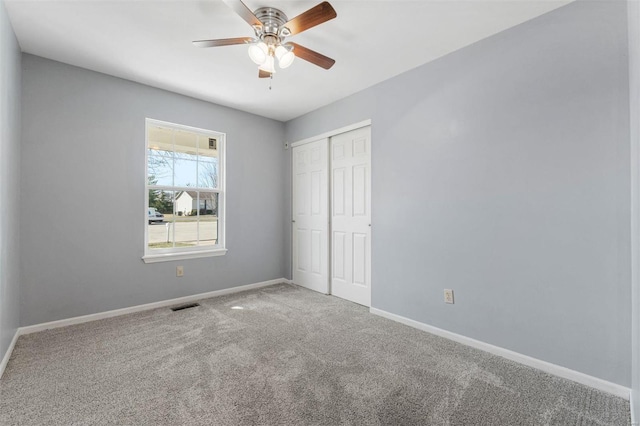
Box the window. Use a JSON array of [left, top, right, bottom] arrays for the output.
[[143, 119, 226, 263]]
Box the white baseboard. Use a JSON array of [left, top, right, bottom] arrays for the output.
[[0, 329, 20, 379], [5, 280, 631, 403], [20, 278, 288, 336], [370, 307, 630, 400]]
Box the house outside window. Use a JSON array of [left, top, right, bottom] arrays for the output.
[[175, 191, 218, 217], [143, 119, 226, 263]]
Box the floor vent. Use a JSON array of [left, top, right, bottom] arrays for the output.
[[170, 303, 200, 312]]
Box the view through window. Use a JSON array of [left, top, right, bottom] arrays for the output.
[[145, 119, 225, 261]]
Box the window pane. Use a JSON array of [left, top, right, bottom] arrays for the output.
[[148, 126, 174, 151], [174, 130, 198, 156], [198, 157, 219, 189], [198, 136, 219, 158], [198, 192, 218, 216], [147, 191, 173, 250], [175, 190, 197, 217], [198, 192, 218, 246], [199, 220, 218, 246], [148, 150, 173, 186], [174, 157, 198, 187], [175, 188, 197, 247], [174, 217, 198, 247]]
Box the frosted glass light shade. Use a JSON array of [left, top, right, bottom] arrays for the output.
[[248, 42, 268, 65], [275, 45, 295, 69], [258, 55, 276, 74]]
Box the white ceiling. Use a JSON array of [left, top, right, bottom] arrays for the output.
[[5, 0, 573, 122]]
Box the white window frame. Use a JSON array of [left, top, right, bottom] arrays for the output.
[[142, 118, 227, 263]]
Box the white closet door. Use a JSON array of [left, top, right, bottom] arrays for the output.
[[330, 126, 371, 306], [292, 139, 329, 294]]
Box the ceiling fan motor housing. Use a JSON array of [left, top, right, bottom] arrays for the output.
[[254, 7, 289, 40]]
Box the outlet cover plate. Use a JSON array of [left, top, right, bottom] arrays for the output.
[[444, 289, 454, 304]]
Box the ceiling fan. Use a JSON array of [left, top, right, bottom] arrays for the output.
[[193, 0, 337, 78]]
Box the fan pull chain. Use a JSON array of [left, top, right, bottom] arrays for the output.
[[269, 73, 273, 90]]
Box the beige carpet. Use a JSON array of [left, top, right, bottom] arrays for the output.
[[0, 283, 630, 425]]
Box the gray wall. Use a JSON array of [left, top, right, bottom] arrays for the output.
[[20, 55, 287, 326], [285, 0, 631, 386], [628, 0, 639, 419], [0, 0, 21, 361]]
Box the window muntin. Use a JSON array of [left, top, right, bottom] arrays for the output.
[[144, 119, 225, 261]]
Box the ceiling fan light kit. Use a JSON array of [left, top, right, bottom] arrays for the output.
[[193, 0, 337, 79], [258, 55, 276, 74], [248, 42, 267, 65], [275, 45, 295, 69]]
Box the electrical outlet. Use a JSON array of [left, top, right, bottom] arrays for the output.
[[176, 266, 184, 277], [444, 289, 454, 304]]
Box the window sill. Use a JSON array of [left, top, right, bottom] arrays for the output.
[[142, 248, 228, 264]]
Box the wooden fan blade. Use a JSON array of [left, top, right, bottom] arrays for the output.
[[289, 42, 335, 70], [193, 37, 253, 48], [222, 0, 262, 28], [258, 69, 272, 78], [283, 2, 336, 36]]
